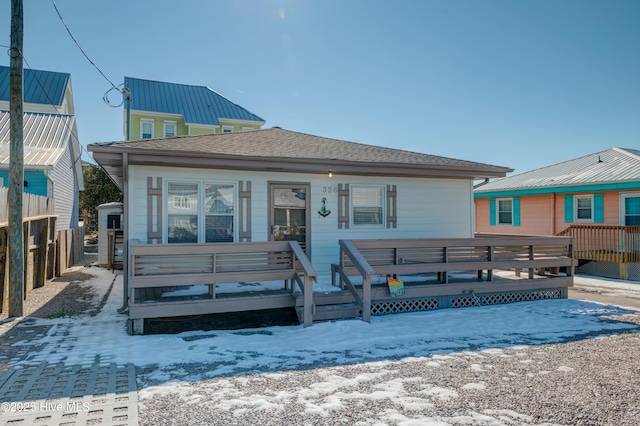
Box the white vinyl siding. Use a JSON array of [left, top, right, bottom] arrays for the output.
[[130, 166, 474, 275], [48, 141, 80, 231]]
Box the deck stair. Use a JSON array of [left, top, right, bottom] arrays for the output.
[[295, 292, 361, 323]]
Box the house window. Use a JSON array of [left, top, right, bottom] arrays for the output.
[[141, 119, 154, 139], [575, 195, 593, 222], [222, 125, 234, 133], [166, 181, 235, 243], [241, 126, 254, 131], [497, 198, 513, 225], [352, 185, 384, 225], [204, 183, 234, 242], [167, 182, 198, 243], [164, 121, 177, 137]]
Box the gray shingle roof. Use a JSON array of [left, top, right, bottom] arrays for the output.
[[475, 147, 640, 193], [91, 127, 509, 171]]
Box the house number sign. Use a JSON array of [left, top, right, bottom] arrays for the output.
[[322, 186, 338, 193]]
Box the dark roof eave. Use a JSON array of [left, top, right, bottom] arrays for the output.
[[89, 147, 511, 180]]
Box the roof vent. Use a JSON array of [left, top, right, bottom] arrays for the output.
[[598, 156, 603, 163]]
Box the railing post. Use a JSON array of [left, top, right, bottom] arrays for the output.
[[362, 273, 371, 323], [528, 245, 534, 279], [303, 274, 313, 327], [487, 245, 493, 282], [567, 238, 574, 277]]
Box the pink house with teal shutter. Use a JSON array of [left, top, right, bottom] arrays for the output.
[[475, 147, 640, 280]]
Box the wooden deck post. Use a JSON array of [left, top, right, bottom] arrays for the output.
[[303, 275, 313, 327], [528, 245, 534, 279], [362, 274, 371, 323]]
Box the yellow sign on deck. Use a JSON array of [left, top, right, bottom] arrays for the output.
[[386, 276, 405, 297]]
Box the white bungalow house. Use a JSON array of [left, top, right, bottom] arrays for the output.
[[89, 128, 576, 333]]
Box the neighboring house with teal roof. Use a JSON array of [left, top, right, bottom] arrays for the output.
[[124, 76, 265, 140], [474, 147, 640, 280], [0, 65, 83, 231], [0, 65, 74, 115]]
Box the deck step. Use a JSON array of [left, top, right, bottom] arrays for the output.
[[296, 303, 361, 323]]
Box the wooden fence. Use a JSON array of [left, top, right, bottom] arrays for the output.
[[0, 189, 84, 314]]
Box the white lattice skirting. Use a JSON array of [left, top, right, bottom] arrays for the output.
[[369, 289, 563, 315]]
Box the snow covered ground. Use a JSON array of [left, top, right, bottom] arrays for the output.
[[9, 269, 638, 380], [5, 267, 640, 424]]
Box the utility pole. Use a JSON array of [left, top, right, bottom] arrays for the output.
[[8, 0, 24, 317]]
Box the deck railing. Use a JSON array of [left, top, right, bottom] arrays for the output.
[[337, 237, 576, 322], [128, 240, 317, 329], [556, 225, 640, 263]]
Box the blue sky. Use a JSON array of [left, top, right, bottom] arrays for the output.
[[1, 0, 639, 175]]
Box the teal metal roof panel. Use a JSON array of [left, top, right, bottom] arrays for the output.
[[125, 77, 265, 126], [475, 148, 640, 194], [0, 65, 69, 106]]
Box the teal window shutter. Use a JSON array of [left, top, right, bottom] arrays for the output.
[[489, 198, 496, 226], [564, 195, 574, 223], [594, 194, 604, 223], [513, 197, 521, 226]]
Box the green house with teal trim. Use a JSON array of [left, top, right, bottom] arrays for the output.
[[474, 147, 640, 280], [0, 66, 83, 231], [124, 77, 265, 140]]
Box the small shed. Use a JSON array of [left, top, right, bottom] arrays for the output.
[[97, 202, 123, 267]]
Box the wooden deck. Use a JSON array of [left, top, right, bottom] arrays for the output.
[[127, 241, 316, 334], [332, 237, 576, 322], [126, 237, 576, 334], [557, 225, 640, 263]]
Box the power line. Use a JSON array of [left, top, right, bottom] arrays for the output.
[[22, 54, 96, 165], [50, 0, 122, 95], [2, 45, 97, 166]]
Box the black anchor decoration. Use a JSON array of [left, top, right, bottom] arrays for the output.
[[318, 197, 331, 217]]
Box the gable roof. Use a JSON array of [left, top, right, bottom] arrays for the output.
[[124, 76, 265, 126], [0, 111, 84, 190], [89, 127, 512, 189], [0, 65, 70, 107], [475, 147, 640, 196]]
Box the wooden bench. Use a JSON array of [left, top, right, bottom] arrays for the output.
[[333, 237, 576, 322], [127, 241, 316, 334]]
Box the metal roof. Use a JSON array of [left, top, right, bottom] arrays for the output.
[[0, 110, 75, 167], [0, 66, 69, 106], [89, 127, 512, 189], [124, 76, 265, 126], [475, 147, 640, 193]]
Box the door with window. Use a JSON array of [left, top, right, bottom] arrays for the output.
[[621, 193, 640, 253], [269, 183, 310, 255], [622, 194, 640, 226]]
